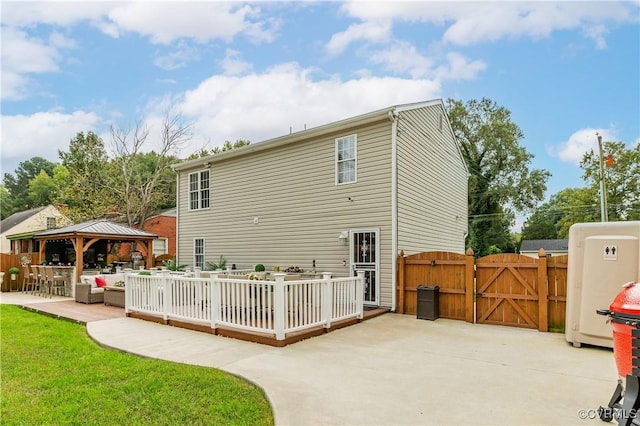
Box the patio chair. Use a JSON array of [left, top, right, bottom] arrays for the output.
[[44, 267, 66, 297], [21, 264, 35, 293]]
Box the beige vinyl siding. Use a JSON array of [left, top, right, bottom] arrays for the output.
[[396, 105, 468, 255], [177, 118, 395, 307]]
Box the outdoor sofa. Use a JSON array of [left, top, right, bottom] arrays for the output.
[[75, 273, 124, 304]]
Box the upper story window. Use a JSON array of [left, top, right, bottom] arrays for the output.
[[46, 217, 56, 229], [336, 134, 357, 185], [189, 170, 210, 210]]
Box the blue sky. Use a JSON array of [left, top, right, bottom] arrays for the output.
[[1, 1, 639, 227]]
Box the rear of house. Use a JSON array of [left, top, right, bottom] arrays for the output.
[[174, 100, 467, 310]]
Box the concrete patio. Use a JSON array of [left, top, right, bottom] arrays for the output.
[[1, 292, 618, 425]]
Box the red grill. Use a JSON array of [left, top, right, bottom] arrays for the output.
[[597, 281, 640, 424]]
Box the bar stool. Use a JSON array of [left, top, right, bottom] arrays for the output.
[[30, 264, 42, 295], [21, 264, 35, 292], [37, 265, 50, 297], [45, 267, 66, 297]]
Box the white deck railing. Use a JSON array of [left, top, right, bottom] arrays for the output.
[[125, 271, 364, 340]]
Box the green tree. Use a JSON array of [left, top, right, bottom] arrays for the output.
[[27, 170, 57, 206], [0, 184, 12, 220], [522, 187, 600, 241], [553, 187, 600, 237], [580, 140, 640, 221], [520, 202, 560, 241], [51, 165, 71, 205], [446, 98, 550, 257], [184, 139, 251, 161], [211, 139, 250, 154], [58, 131, 112, 221], [2, 157, 56, 214]]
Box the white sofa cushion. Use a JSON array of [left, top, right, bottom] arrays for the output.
[[80, 273, 125, 289]]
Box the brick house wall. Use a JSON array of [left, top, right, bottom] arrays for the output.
[[115, 210, 176, 261]]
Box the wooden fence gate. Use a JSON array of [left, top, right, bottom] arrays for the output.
[[397, 249, 568, 332]]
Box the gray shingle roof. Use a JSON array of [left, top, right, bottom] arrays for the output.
[[35, 219, 157, 238], [0, 206, 48, 234], [520, 239, 569, 252]]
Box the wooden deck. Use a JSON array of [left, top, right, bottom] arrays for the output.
[[18, 299, 389, 346], [21, 300, 126, 324]]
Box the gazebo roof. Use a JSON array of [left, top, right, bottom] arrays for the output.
[[35, 219, 157, 240]]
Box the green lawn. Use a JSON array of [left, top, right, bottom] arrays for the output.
[[0, 305, 274, 425]]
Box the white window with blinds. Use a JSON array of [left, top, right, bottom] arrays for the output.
[[194, 238, 205, 269], [336, 134, 357, 185], [189, 170, 210, 210], [153, 238, 168, 256]]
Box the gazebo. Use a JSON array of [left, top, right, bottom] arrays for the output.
[[34, 219, 158, 282]]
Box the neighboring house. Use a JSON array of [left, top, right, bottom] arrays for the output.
[[144, 208, 177, 257], [116, 208, 177, 260], [519, 239, 569, 258], [0, 205, 71, 254], [173, 99, 468, 311]]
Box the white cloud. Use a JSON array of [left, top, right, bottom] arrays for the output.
[[2, 2, 277, 45], [583, 24, 609, 50], [0, 27, 66, 100], [106, 2, 276, 45], [0, 2, 112, 27], [550, 128, 616, 165], [1, 111, 101, 172], [369, 41, 434, 78], [338, 1, 636, 47], [326, 21, 391, 55], [154, 41, 200, 71], [369, 43, 485, 81], [220, 49, 253, 76], [437, 52, 486, 80], [172, 63, 441, 153]]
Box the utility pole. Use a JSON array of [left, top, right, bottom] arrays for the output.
[[596, 132, 608, 222]]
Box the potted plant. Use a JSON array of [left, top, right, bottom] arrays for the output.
[[8, 267, 20, 280], [206, 255, 227, 271], [255, 264, 265, 272]]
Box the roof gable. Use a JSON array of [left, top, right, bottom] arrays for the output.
[[173, 99, 447, 172], [35, 219, 157, 238], [1, 206, 50, 234]]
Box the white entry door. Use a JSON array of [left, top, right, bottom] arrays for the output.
[[350, 229, 380, 306]]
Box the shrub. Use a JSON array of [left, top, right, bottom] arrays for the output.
[[206, 255, 227, 271], [163, 257, 188, 271], [254, 264, 265, 272]]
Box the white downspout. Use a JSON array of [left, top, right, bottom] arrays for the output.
[[174, 169, 180, 264], [390, 110, 399, 312]]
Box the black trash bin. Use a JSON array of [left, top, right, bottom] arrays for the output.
[[416, 285, 439, 320]]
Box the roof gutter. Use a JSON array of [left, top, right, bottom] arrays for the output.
[[173, 105, 403, 171]]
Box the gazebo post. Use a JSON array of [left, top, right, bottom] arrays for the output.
[[145, 240, 153, 270], [75, 235, 84, 283], [39, 240, 46, 264]]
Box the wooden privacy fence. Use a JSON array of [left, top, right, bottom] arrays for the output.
[[0, 252, 42, 292], [397, 249, 568, 332]]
